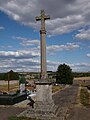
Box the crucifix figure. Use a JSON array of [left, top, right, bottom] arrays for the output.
[[36, 10, 50, 80]]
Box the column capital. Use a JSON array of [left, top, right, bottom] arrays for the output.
[[40, 29, 46, 34]]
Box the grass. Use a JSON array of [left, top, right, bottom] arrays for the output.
[[0, 83, 19, 92], [52, 85, 64, 93], [80, 88, 90, 106], [8, 116, 41, 120]]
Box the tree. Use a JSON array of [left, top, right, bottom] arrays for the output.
[[56, 64, 73, 84], [7, 70, 19, 80]]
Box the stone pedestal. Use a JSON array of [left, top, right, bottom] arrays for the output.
[[18, 81, 58, 120], [36, 81, 53, 103]]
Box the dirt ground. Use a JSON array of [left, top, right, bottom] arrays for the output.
[[0, 106, 26, 120], [66, 106, 90, 120]]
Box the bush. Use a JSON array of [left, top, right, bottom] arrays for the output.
[[56, 64, 73, 84]]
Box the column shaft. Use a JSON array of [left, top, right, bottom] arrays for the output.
[[40, 30, 47, 80]]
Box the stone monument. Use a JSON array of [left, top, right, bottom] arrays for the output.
[[35, 9, 53, 104], [36, 9, 50, 80], [19, 10, 58, 120]]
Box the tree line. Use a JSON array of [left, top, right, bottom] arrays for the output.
[[0, 70, 19, 80], [73, 72, 90, 78], [0, 66, 90, 84]]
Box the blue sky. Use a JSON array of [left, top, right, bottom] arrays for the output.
[[0, 0, 90, 73]]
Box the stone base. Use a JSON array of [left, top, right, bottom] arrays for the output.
[[35, 81, 53, 103], [18, 81, 59, 120], [18, 102, 59, 120]]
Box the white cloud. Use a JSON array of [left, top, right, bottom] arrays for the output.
[[89, 46, 90, 49], [47, 43, 79, 54], [87, 53, 90, 57], [20, 40, 39, 46], [75, 28, 90, 40], [0, 56, 90, 72], [0, 45, 12, 50], [0, 0, 90, 36], [47, 62, 90, 72], [13, 36, 40, 46], [0, 57, 40, 72], [70, 62, 90, 72], [47, 15, 85, 36], [0, 26, 4, 30], [75, 63, 90, 67], [0, 50, 39, 59]]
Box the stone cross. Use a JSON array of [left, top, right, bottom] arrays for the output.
[[18, 11, 58, 119], [36, 10, 50, 80]]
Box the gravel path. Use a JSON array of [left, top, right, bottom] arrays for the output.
[[53, 85, 78, 107], [52, 85, 90, 120], [52, 85, 79, 119]]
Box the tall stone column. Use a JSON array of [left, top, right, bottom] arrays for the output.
[[36, 10, 50, 80], [34, 10, 58, 118], [35, 9, 53, 104], [40, 29, 47, 80]]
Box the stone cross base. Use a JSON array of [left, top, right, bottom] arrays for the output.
[[35, 81, 53, 104], [18, 102, 58, 120], [18, 81, 59, 120]]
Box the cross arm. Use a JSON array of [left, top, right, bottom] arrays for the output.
[[35, 16, 41, 21], [44, 15, 50, 20]]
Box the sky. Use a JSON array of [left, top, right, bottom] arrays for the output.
[[0, 0, 90, 73]]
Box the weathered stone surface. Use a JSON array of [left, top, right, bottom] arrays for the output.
[[19, 82, 58, 120], [36, 10, 50, 80], [36, 82, 53, 103], [18, 86, 79, 120], [18, 103, 58, 120], [19, 10, 59, 120]]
